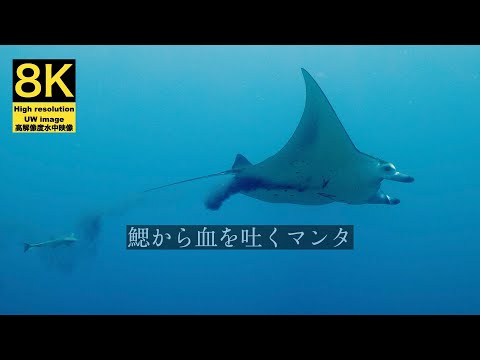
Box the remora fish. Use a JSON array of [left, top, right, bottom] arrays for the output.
[[24, 233, 78, 252]]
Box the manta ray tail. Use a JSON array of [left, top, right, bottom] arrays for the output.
[[142, 170, 233, 193], [143, 153, 253, 194], [143, 153, 254, 210], [205, 154, 255, 210]]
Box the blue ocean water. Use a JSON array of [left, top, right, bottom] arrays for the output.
[[1, 45, 479, 314]]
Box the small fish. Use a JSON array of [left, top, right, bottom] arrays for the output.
[[24, 233, 78, 252]]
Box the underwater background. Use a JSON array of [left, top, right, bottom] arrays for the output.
[[0, 45, 479, 314]]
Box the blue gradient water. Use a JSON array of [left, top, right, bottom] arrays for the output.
[[1, 45, 479, 314]]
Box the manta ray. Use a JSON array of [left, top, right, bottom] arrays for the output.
[[144, 68, 414, 210]]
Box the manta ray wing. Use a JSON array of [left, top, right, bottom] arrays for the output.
[[242, 68, 364, 187], [281, 68, 359, 158]]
